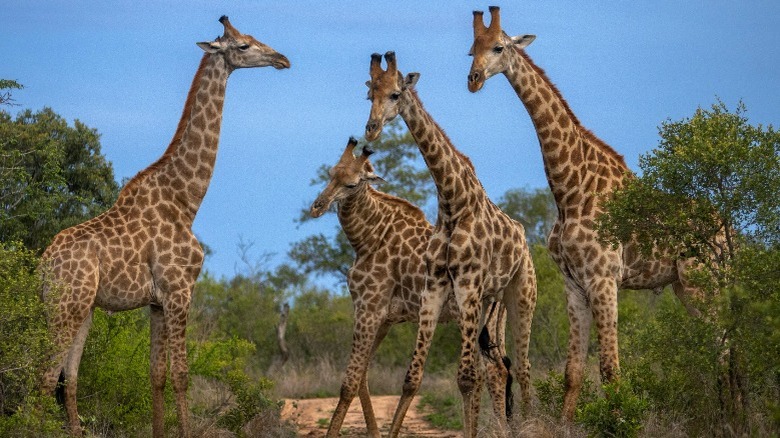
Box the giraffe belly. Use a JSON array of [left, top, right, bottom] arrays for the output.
[[94, 263, 154, 312], [619, 242, 679, 290]]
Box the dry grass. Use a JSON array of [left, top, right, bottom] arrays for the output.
[[268, 356, 449, 399]]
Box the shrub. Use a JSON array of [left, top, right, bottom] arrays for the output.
[[0, 244, 53, 408], [535, 370, 597, 419], [77, 308, 156, 435], [576, 379, 647, 438], [0, 242, 63, 436]]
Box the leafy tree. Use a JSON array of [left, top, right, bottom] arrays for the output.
[[496, 187, 557, 246], [0, 107, 119, 251], [0, 79, 23, 107], [598, 99, 780, 434], [598, 100, 779, 290]]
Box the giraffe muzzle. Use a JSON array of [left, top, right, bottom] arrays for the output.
[[272, 53, 291, 70], [365, 120, 380, 141], [467, 71, 484, 92]]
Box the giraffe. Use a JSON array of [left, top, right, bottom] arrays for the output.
[[364, 52, 537, 438], [467, 6, 704, 420], [310, 137, 514, 438], [39, 16, 289, 437]]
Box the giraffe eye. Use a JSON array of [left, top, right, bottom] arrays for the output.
[[493, 46, 504, 54], [390, 92, 401, 101], [239, 44, 250, 51], [345, 183, 358, 189]]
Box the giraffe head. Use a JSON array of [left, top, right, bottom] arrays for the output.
[[364, 52, 420, 141], [310, 137, 384, 218], [467, 6, 535, 92], [196, 16, 290, 71]]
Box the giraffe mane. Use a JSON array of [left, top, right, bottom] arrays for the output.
[[119, 53, 210, 196], [515, 46, 628, 169], [367, 186, 429, 223], [406, 89, 478, 174]]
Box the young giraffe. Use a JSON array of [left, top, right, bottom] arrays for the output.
[[310, 138, 514, 438], [467, 6, 703, 420], [365, 52, 537, 438], [39, 16, 289, 437]]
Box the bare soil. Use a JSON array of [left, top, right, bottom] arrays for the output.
[[281, 395, 462, 437]]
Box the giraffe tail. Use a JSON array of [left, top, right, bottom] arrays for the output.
[[55, 370, 66, 406], [503, 355, 514, 419], [478, 319, 515, 420]]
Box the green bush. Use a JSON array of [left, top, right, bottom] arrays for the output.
[[77, 308, 156, 435], [0, 393, 65, 437], [576, 379, 647, 438], [0, 243, 54, 411], [0, 242, 63, 436], [189, 336, 279, 433], [534, 370, 597, 418]]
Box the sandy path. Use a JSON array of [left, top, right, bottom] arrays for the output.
[[281, 395, 462, 437]]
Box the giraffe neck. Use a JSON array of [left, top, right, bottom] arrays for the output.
[[337, 185, 397, 254], [119, 53, 229, 225], [399, 90, 483, 217], [503, 48, 628, 209]]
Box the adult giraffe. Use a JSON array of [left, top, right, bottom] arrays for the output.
[[39, 16, 289, 437], [310, 138, 513, 437], [365, 52, 537, 438], [467, 6, 702, 420]]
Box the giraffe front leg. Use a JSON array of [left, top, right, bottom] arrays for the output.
[[356, 324, 391, 438], [454, 284, 485, 438], [562, 281, 593, 421], [388, 280, 450, 438], [326, 312, 386, 438], [149, 305, 168, 438], [154, 262, 198, 438], [591, 277, 620, 384], [166, 300, 191, 438]]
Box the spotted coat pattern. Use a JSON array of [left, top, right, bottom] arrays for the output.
[[468, 6, 703, 421], [39, 17, 289, 437], [365, 52, 537, 438], [310, 139, 512, 437]]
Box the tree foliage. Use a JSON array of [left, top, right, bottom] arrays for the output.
[[0, 107, 119, 251], [497, 186, 556, 246], [0, 243, 55, 416], [598, 99, 780, 435], [598, 100, 780, 289], [0, 80, 23, 107]]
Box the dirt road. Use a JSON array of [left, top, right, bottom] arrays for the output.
[[281, 395, 461, 437]]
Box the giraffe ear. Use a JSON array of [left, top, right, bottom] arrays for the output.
[[404, 73, 420, 89], [197, 41, 223, 53], [510, 34, 536, 49], [363, 172, 386, 184]]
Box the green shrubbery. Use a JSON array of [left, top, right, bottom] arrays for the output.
[[0, 243, 64, 436]]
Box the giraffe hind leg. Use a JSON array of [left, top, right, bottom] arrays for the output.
[[479, 302, 511, 436]]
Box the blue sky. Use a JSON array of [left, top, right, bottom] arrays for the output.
[[4, 1, 779, 281]]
